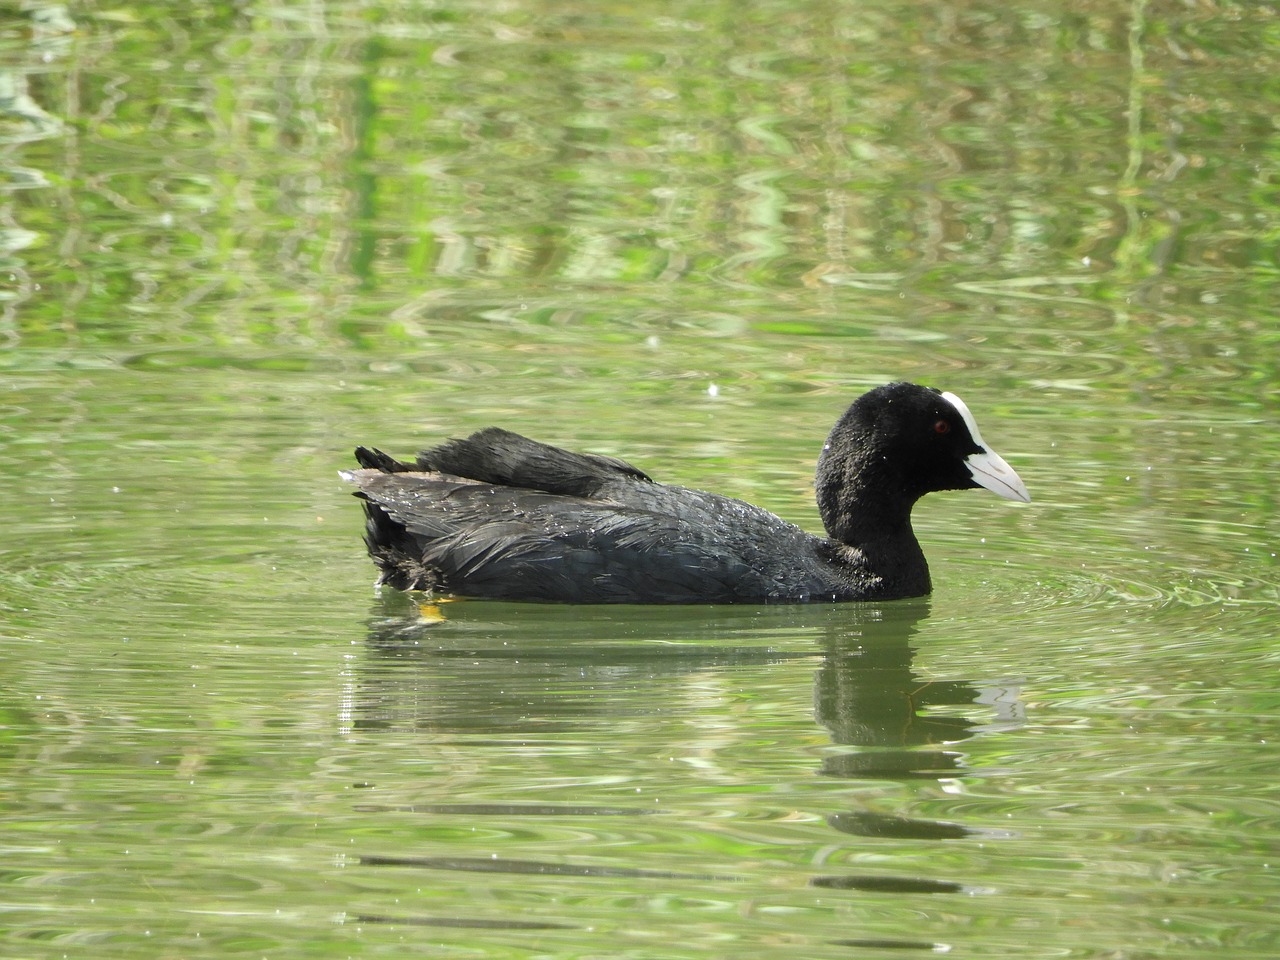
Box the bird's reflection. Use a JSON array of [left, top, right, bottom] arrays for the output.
[[345, 594, 1023, 936], [349, 592, 1024, 780], [814, 600, 978, 779]]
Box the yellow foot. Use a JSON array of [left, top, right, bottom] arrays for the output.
[[416, 598, 458, 624]]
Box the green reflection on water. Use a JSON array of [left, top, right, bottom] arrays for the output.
[[1, 1, 1278, 958]]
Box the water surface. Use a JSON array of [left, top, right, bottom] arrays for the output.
[[2, 2, 1277, 958]]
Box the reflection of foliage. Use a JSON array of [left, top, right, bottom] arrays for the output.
[[0, 0, 1275, 384], [0, 71, 62, 142], [0, 3, 74, 333]]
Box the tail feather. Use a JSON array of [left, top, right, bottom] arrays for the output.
[[349, 431, 658, 595], [416, 428, 651, 496], [354, 446, 417, 473]]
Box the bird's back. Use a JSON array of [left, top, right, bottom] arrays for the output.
[[346, 430, 856, 603]]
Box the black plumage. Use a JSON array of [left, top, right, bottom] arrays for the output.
[[343, 382, 1029, 604]]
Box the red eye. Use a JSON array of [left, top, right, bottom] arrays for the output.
[[933, 419, 950, 435]]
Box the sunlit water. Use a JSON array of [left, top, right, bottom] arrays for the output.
[[3, 2, 1278, 958]]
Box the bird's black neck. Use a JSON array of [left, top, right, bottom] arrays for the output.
[[816, 451, 932, 599]]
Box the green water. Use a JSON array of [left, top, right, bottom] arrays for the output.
[[2, 2, 1277, 957]]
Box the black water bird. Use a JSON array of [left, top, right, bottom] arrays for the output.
[[343, 382, 1029, 604]]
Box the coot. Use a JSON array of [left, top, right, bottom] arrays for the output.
[[343, 382, 1029, 603]]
